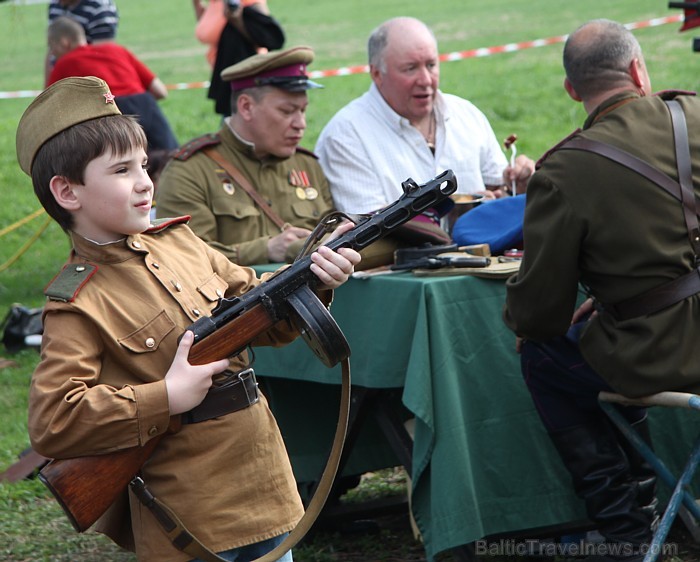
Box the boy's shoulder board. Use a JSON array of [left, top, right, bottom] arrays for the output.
[[173, 133, 221, 161], [146, 216, 191, 234], [44, 263, 98, 302]]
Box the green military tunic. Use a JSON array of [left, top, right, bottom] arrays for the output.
[[504, 91, 700, 397], [155, 124, 333, 265]]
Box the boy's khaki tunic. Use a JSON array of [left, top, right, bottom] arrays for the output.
[[155, 124, 334, 265], [28, 220, 306, 561]]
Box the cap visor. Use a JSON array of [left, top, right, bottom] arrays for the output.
[[279, 78, 324, 92]]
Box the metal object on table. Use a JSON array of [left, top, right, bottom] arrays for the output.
[[390, 255, 491, 271], [445, 193, 485, 233]]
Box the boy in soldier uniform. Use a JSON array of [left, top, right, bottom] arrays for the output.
[[17, 76, 359, 562]]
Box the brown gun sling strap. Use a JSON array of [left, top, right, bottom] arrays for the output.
[[560, 99, 700, 321], [202, 147, 289, 231], [131, 356, 352, 562]]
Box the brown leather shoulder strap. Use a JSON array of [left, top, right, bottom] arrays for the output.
[[561, 137, 683, 200], [560, 105, 700, 256], [202, 147, 287, 231], [666, 99, 700, 256]]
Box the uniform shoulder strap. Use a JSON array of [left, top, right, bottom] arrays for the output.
[[174, 133, 221, 161], [535, 129, 581, 169], [145, 216, 191, 234], [294, 146, 319, 159], [44, 263, 98, 302]]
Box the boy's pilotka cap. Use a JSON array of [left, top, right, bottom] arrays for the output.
[[16, 76, 122, 175], [221, 45, 323, 92]]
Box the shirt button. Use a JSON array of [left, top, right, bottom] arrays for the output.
[[216, 289, 224, 298], [145, 337, 156, 348], [132, 241, 142, 249], [148, 425, 158, 436], [172, 281, 182, 291], [152, 263, 160, 269], [193, 309, 201, 317], [75, 265, 86, 272]]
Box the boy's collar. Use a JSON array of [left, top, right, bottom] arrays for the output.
[[70, 231, 146, 264]]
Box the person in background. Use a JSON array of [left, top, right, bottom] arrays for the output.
[[18, 75, 360, 562], [502, 19, 700, 560], [208, 0, 285, 119], [47, 16, 179, 156], [192, 0, 228, 68], [156, 46, 333, 266], [315, 17, 535, 214], [45, 0, 119, 85]]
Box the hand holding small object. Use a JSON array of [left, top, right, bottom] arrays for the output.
[[504, 134, 518, 196]]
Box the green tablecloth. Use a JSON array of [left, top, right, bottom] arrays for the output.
[[251, 265, 700, 560]]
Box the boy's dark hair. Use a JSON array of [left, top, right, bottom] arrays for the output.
[[31, 115, 147, 231]]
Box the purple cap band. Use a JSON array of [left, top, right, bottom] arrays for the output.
[[230, 62, 309, 91]]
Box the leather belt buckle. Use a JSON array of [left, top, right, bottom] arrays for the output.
[[237, 367, 259, 406], [182, 367, 259, 424]]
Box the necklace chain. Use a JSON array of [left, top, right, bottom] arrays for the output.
[[426, 110, 436, 151]]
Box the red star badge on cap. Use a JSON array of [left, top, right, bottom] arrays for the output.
[[103, 91, 116, 104]]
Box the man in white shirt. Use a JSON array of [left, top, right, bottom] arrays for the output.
[[316, 17, 535, 214]]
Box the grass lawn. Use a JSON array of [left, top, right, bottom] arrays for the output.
[[1, 0, 698, 560]]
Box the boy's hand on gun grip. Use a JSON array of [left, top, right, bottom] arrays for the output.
[[165, 331, 230, 415]]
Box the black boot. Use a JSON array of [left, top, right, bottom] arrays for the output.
[[548, 418, 655, 561], [614, 415, 660, 531]]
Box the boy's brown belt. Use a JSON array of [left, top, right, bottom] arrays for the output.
[[181, 368, 259, 424]]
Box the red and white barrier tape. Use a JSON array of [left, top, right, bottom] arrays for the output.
[[0, 14, 683, 100]]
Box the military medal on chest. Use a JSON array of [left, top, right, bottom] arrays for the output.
[[288, 169, 317, 199], [215, 168, 235, 195]]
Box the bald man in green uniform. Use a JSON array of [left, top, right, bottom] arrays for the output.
[[156, 46, 333, 265], [504, 19, 700, 560]]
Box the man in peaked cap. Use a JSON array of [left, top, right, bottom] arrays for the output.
[[155, 45, 334, 266]]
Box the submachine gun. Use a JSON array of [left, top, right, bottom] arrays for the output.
[[36, 169, 459, 536]]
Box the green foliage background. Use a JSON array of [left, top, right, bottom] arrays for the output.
[[0, 0, 698, 560]]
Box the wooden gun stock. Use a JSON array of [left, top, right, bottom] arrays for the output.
[[37, 306, 276, 533], [39, 436, 162, 532], [37, 170, 458, 533]]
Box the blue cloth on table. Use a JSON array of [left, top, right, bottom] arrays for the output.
[[451, 194, 526, 254]]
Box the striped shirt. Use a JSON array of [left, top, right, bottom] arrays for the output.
[[48, 0, 119, 42]]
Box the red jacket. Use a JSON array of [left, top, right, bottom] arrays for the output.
[[49, 43, 154, 95]]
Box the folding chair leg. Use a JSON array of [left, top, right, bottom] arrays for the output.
[[643, 438, 700, 562], [599, 402, 700, 520], [678, 504, 700, 543]]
